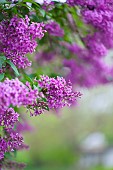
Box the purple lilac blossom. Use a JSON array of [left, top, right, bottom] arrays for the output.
[[63, 58, 110, 87], [0, 77, 81, 159], [79, 1, 113, 51], [0, 129, 23, 160], [0, 77, 80, 115], [42, 0, 55, 11], [35, 51, 55, 65], [0, 15, 46, 68], [62, 0, 113, 88], [66, 0, 113, 56], [80, 2, 113, 54], [0, 160, 26, 170], [83, 34, 107, 58], [67, 0, 109, 6], [38, 75, 82, 109], [62, 42, 111, 87], [16, 121, 33, 133], [0, 108, 19, 128], [45, 21, 64, 37], [0, 78, 38, 160], [0, 78, 38, 110], [0, 138, 7, 160]]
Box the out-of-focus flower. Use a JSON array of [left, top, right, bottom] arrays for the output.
[[45, 21, 64, 37]]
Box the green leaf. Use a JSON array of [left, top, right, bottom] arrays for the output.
[[0, 126, 4, 137], [6, 60, 19, 76], [13, 150, 17, 157], [23, 73, 34, 84], [33, 84, 38, 89], [0, 13, 4, 21], [0, 73, 5, 81], [4, 152, 12, 159], [39, 9, 46, 17], [0, 56, 6, 60], [44, 105, 49, 111], [0, 56, 6, 68], [42, 97, 47, 102]]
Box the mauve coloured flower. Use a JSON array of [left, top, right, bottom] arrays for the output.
[[35, 51, 55, 65], [0, 15, 46, 68], [63, 58, 110, 87], [0, 76, 81, 159], [38, 75, 81, 109], [1, 160, 26, 170], [0, 78, 38, 110], [0, 130, 24, 160], [42, 0, 55, 11], [0, 78, 38, 160], [45, 21, 64, 37], [61, 41, 111, 87], [0, 108, 19, 128], [0, 138, 7, 160]]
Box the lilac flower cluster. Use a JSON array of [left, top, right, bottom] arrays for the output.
[[0, 77, 81, 159], [63, 58, 109, 87], [0, 15, 46, 68], [81, 2, 113, 50], [0, 108, 19, 128], [56, 0, 113, 87], [26, 75, 81, 115], [0, 160, 26, 170], [68, 0, 113, 55], [0, 78, 38, 130], [67, 0, 113, 6], [35, 51, 55, 65], [0, 78, 38, 110], [62, 42, 111, 87], [38, 75, 81, 109], [0, 129, 23, 160], [45, 21, 64, 37], [0, 78, 38, 160], [42, 0, 55, 11]]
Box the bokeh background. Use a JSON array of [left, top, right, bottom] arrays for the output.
[[15, 84, 113, 170]]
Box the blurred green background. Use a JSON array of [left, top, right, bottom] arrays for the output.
[[16, 84, 113, 170]]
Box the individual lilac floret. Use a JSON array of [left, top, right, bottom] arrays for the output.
[[38, 75, 81, 109], [0, 15, 46, 68], [45, 21, 64, 37]]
